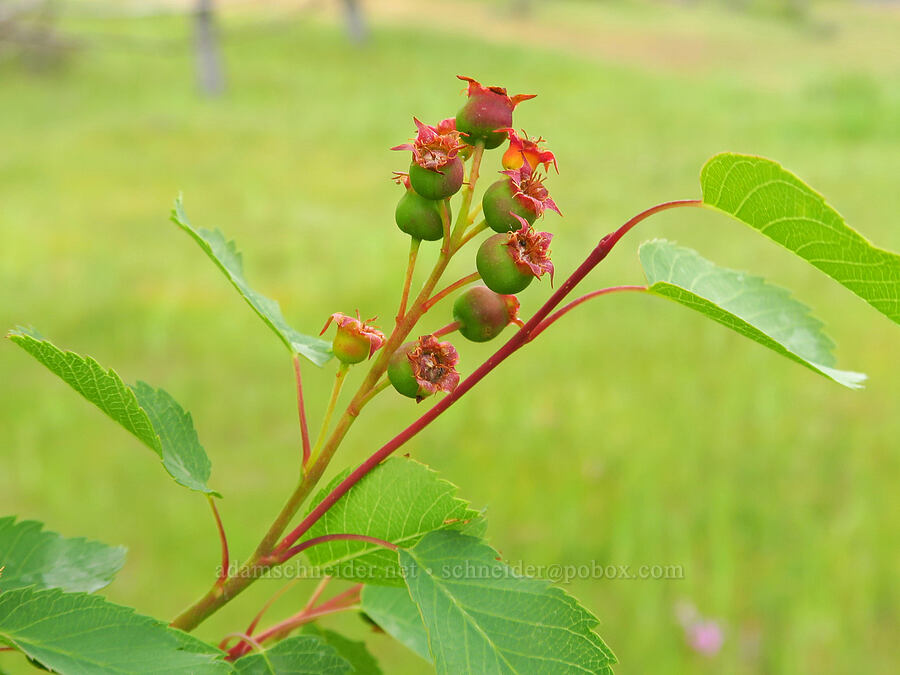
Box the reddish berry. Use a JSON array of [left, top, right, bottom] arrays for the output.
[[452, 286, 523, 342], [455, 76, 535, 150], [476, 218, 554, 294], [393, 173, 449, 241], [388, 335, 460, 401], [392, 117, 466, 200], [320, 312, 385, 364]]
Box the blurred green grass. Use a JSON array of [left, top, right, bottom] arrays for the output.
[[1, 1, 899, 672]]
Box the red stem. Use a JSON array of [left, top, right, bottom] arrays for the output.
[[424, 271, 481, 311], [273, 199, 700, 555], [277, 533, 397, 564], [227, 585, 363, 660], [207, 496, 229, 587], [528, 285, 648, 340], [432, 321, 461, 338], [293, 355, 312, 468]]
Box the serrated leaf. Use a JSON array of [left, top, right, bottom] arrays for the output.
[[399, 531, 616, 675], [301, 625, 383, 674], [700, 153, 900, 325], [301, 458, 484, 586], [131, 381, 215, 495], [171, 196, 332, 366], [0, 587, 230, 673], [0, 517, 125, 593], [639, 240, 866, 388], [233, 635, 352, 675], [7, 327, 219, 496], [360, 585, 431, 663]]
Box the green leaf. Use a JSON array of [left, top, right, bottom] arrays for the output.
[[639, 240, 866, 388], [131, 381, 216, 495], [233, 636, 352, 675], [360, 585, 431, 663], [171, 196, 332, 366], [700, 153, 900, 325], [0, 517, 125, 593], [399, 531, 616, 675], [0, 587, 230, 673], [7, 327, 219, 496], [301, 458, 484, 585], [301, 625, 383, 674]]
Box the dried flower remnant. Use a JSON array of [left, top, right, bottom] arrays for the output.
[[320, 312, 386, 364], [408, 335, 460, 396], [501, 129, 559, 173], [392, 118, 466, 200], [503, 160, 561, 219], [391, 118, 465, 173], [388, 335, 461, 400], [507, 216, 555, 283]]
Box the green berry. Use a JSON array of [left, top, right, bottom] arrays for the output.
[[482, 179, 536, 233], [332, 329, 370, 364], [476, 233, 534, 295], [409, 158, 464, 200], [395, 189, 448, 241], [453, 286, 520, 342], [388, 342, 429, 399]]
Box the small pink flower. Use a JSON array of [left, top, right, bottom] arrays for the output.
[[502, 159, 561, 218], [408, 335, 460, 396], [320, 312, 385, 360], [391, 117, 465, 173], [507, 216, 554, 283], [500, 129, 559, 173], [675, 601, 724, 658], [689, 621, 724, 657]]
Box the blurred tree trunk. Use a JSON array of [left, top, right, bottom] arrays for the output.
[[194, 0, 225, 96], [341, 0, 368, 45]]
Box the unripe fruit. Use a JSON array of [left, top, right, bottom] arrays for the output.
[[482, 179, 537, 233], [476, 233, 534, 295], [320, 313, 385, 365], [409, 157, 464, 201], [453, 286, 520, 342], [332, 329, 371, 364], [395, 189, 449, 241], [388, 342, 424, 399], [455, 99, 510, 150], [388, 335, 461, 400], [455, 76, 535, 150]]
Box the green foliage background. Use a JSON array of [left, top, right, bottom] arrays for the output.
[[1, 1, 898, 672]]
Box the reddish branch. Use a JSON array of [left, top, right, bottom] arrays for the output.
[[293, 354, 312, 467], [226, 584, 363, 660], [207, 496, 229, 587], [528, 285, 648, 340], [275, 533, 397, 565], [424, 272, 482, 311]]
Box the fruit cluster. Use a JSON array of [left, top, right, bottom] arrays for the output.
[[323, 76, 560, 401]]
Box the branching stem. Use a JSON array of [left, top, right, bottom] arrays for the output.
[[207, 496, 229, 588], [309, 363, 349, 464], [396, 238, 421, 325], [292, 354, 312, 468], [425, 272, 481, 311], [528, 285, 648, 340]]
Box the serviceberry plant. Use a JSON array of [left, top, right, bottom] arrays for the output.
[[3, 75, 900, 673]]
